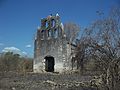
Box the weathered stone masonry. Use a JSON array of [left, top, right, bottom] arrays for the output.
[[34, 14, 72, 72]]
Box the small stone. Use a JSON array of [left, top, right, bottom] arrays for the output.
[[12, 87, 16, 90]]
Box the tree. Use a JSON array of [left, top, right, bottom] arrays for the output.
[[64, 22, 80, 70], [64, 22, 80, 43], [2, 52, 20, 71], [0, 52, 33, 72], [79, 7, 120, 89]]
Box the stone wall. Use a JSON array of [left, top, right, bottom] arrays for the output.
[[34, 14, 71, 73]]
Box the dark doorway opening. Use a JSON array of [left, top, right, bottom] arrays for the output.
[[44, 56, 55, 72]]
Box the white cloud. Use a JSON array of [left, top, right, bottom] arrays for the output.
[[2, 47, 21, 53], [2, 47, 30, 57], [26, 45, 31, 48], [22, 51, 27, 55], [22, 52, 27, 54]]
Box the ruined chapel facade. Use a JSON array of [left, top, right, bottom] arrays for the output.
[[34, 14, 72, 72]]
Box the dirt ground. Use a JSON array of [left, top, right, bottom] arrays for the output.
[[0, 71, 97, 90]]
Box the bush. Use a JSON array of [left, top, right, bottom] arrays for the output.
[[0, 52, 33, 72]]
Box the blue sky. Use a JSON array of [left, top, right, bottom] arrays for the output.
[[0, 0, 119, 57]]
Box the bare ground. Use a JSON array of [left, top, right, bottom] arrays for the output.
[[0, 71, 97, 90]]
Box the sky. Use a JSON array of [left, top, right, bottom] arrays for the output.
[[0, 0, 119, 57]]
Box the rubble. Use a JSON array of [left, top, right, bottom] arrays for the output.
[[0, 72, 97, 90]]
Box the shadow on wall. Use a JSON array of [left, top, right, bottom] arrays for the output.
[[44, 56, 54, 72]]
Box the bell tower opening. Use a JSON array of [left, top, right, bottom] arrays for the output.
[[44, 56, 55, 72]]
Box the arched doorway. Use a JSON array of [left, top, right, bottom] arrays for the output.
[[44, 56, 55, 72]]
